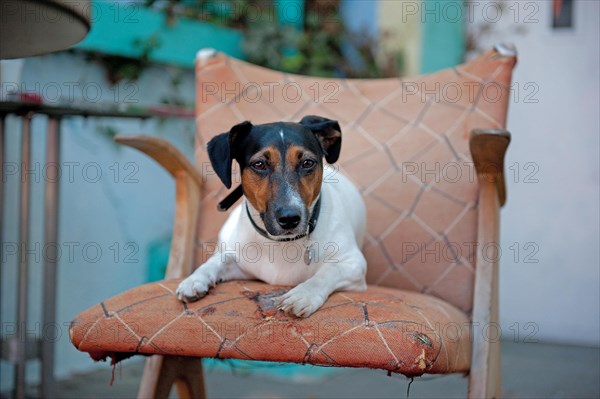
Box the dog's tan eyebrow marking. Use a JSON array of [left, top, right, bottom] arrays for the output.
[[249, 146, 281, 169], [249, 147, 278, 163], [286, 146, 317, 165]]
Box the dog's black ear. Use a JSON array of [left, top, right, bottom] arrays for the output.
[[207, 121, 253, 188], [299, 115, 342, 164]]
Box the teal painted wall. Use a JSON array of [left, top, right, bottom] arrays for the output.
[[77, 1, 243, 68], [277, 0, 305, 29], [420, 0, 465, 73]]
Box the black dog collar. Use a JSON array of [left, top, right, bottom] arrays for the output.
[[217, 185, 244, 212], [245, 196, 322, 242]]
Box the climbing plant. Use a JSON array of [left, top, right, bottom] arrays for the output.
[[143, 0, 404, 78]]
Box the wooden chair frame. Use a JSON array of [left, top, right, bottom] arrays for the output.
[[113, 126, 510, 399]]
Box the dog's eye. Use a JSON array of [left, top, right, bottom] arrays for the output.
[[301, 159, 316, 169], [251, 161, 267, 171]]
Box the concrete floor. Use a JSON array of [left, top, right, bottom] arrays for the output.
[[9, 341, 600, 398]]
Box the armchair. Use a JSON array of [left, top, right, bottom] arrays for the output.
[[70, 44, 516, 398]]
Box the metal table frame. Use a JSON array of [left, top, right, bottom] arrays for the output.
[[0, 101, 157, 398]]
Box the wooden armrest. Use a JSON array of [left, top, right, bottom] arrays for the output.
[[115, 135, 203, 187], [115, 135, 202, 279], [468, 129, 510, 398], [469, 129, 511, 207]]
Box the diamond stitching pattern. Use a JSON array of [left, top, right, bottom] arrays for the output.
[[71, 280, 471, 376]]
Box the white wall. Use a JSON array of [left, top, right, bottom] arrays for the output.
[[467, 0, 599, 346], [1, 51, 196, 391]]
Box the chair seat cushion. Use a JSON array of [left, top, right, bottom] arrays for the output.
[[70, 280, 471, 377]]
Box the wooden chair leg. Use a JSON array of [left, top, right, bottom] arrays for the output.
[[174, 358, 206, 399], [137, 355, 205, 399]]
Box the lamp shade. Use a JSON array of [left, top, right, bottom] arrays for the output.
[[0, 0, 91, 59]]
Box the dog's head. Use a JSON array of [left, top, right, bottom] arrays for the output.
[[208, 115, 341, 237]]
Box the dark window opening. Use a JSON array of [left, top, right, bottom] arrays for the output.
[[553, 0, 574, 29]]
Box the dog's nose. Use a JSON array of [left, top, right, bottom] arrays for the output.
[[276, 208, 301, 229]]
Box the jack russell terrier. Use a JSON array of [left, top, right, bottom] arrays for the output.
[[176, 115, 367, 317]]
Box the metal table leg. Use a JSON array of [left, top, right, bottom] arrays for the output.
[[0, 114, 4, 253], [41, 116, 60, 398], [0, 115, 4, 372], [41, 117, 60, 398], [15, 112, 33, 399]]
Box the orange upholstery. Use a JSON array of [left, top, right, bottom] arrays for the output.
[[194, 48, 516, 312], [70, 280, 471, 376], [70, 47, 516, 380]]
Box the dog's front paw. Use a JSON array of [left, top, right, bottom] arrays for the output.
[[176, 273, 212, 303], [275, 286, 326, 318]]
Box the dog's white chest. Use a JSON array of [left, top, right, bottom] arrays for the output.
[[231, 237, 330, 286]]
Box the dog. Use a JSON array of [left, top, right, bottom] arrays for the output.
[[176, 115, 367, 317]]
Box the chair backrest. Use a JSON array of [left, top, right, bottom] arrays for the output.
[[194, 47, 516, 313]]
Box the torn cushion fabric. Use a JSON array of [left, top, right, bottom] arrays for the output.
[[70, 280, 471, 377]]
